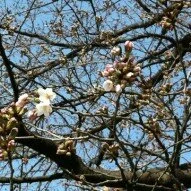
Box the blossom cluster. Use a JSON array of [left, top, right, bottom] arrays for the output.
[[145, 118, 161, 140], [15, 88, 56, 120], [0, 105, 19, 160], [56, 139, 75, 156], [36, 88, 56, 117], [159, 3, 183, 31], [160, 16, 174, 30], [0, 88, 56, 159], [27, 88, 56, 119], [0, 88, 56, 160], [101, 41, 141, 93]]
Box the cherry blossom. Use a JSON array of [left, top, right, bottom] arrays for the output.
[[103, 80, 113, 91], [37, 88, 56, 103], [36, 102, 53, 117]]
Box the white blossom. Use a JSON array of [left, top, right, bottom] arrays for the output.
[[36, 102, 52, 117], [38, 88, 56, 103], [103, 80, 113, 91], [115, 84, 122, 94]]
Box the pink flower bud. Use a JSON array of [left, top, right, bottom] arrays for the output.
[[113, 61, 119, 68], [16, 93, 29, 107], [0, 108, 7, 114], [124, 41, 133, 52], [8, 140, 15, 149], [102, 71, 109, 77], [10, 140, 15, 145], [107, 67, 115, 74], [118, 62, 126, 69], [27, 110, 38, 121], [105, 64, 113, 71]]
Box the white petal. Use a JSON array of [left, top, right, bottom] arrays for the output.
[[36, 102, 52, 117], [103, 80, 113, 91], [115, 84, 122, 94], [38, 88, 56, 102], [36, 103, 44, 116], [39, 96, 51, 103], [37, 88, 45, 96], [44, 106, 52, 117]]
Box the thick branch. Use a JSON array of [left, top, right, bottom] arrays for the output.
[[0, 173, 65, 184], [15, 123, 191, 190], [0, 34, 19, 101]]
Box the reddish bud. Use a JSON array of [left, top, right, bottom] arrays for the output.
[[27, 110, 38, 121], [124, 41, 133, 52]]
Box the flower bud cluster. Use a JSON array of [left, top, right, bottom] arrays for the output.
[[22, 157, 29, 164], [132, 83, 153, 107], [111, 46, 121, 56], [56, 139, 75, 156], [2, 16, 14, 30], [0, 106, 19, 160], [101, 41, 141, 93], [159, 83, 172, 94], [102, 142, 119, 158], [160, 16, 174, 30], [160, 3, 183, 31], [145, 118, 161, 140], [0, 88, 57, 159], [95, 106, 108, 115]]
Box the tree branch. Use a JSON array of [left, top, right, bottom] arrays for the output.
[[15, 122, 191, 190], [0, 34, 19, 101]]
